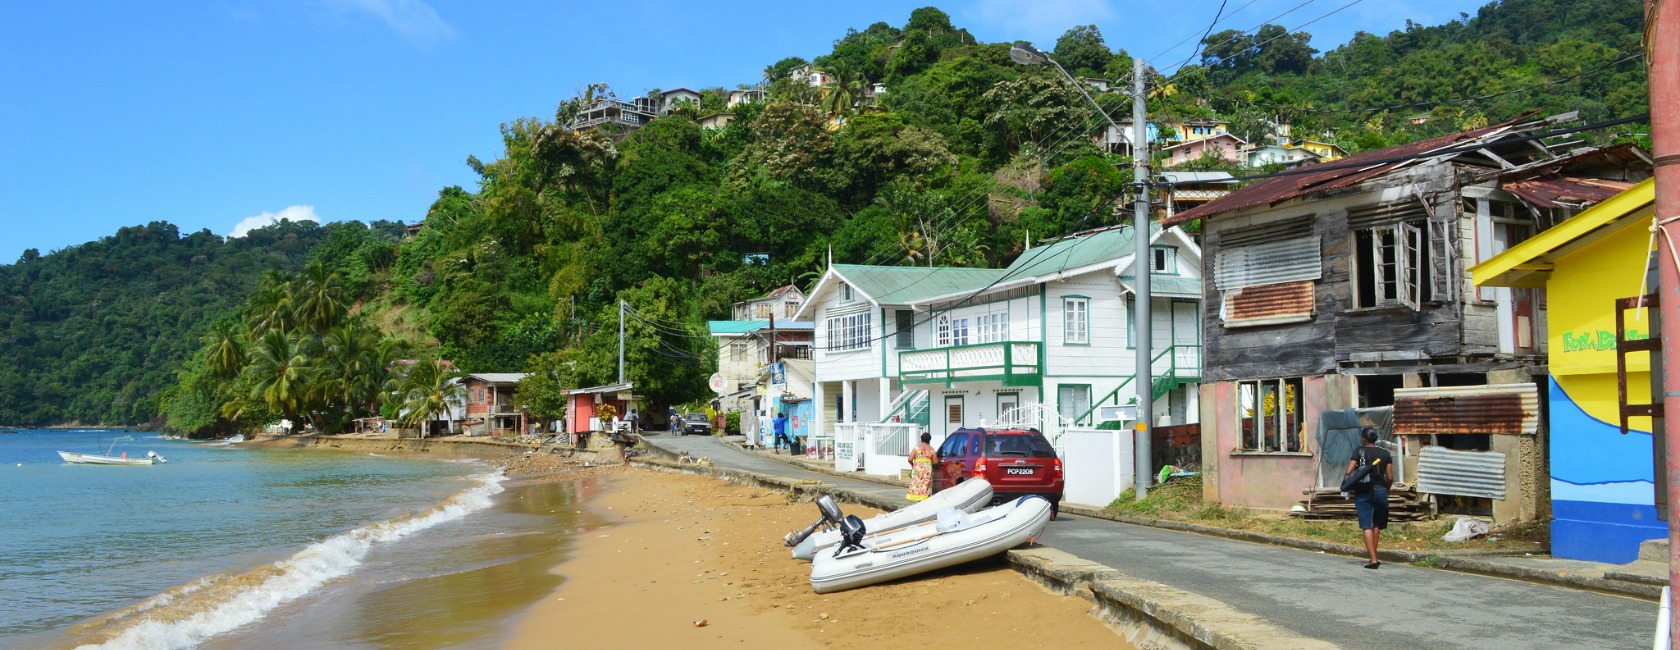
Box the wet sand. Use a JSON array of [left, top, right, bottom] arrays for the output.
[[507, 467, 1127, 649]]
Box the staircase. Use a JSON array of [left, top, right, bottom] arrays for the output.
[[881, 389, 930, 427], [1073, 345, 1201, 427]]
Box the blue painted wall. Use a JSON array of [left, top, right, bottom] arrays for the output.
[[1548, 376, 1666, 563]]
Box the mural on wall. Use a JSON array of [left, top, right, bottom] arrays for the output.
[[1549, 374, 1663, 563]]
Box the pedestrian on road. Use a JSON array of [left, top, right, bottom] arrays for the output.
[[906, 432, 936, 501], [629, 410, 639, 432], [772, 412, 791, 453], [1344, 427, 1394, 569]]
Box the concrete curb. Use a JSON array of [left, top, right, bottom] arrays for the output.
[[717, 438, 1664, 601]]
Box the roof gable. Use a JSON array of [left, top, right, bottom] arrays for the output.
[[1472, 178, 1654, 288]]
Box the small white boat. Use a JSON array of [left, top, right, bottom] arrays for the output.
[[57, 450, 165, 465], [809, 495, 1053, 594], [57, 435, 166, 465], [789, 478, 994, 561]]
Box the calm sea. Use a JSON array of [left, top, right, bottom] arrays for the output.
[[0, 429, 597, 649]]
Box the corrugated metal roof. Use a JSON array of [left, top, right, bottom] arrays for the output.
[[1503, 177, 1632, 208], [1214, 237, 1321, 290], [832, 264, 1008, 305], [1224, 280, 1314, 323], [1164, 120, 1519, 225], [467, 372, 527, 384], [1417, 446, 1507, 499], [1473, 179, 1655, 289], [1120, 274, 1202, 297], [1004, 225, 1141, 281], [1392, 384, 1540, 436], [1161, 171, 1237, 184], [708, 320, 815, 335]]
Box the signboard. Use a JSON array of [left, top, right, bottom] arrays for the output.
[[708, 373, 729, 395], [769, 362, 786, 388]]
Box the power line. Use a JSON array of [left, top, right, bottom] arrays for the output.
[[1147, 0, 1262, 64], [1162, 0, 1234, 74]]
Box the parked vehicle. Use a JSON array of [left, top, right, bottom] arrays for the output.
[[931, 428, 1063, 518], [680, 413, 712, 436]]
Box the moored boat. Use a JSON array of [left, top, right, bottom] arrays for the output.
[[57, 450, 164, 465], [789, 478, 994, 561], [808, 494, 1052, 594]]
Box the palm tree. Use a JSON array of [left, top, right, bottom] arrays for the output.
[[244, 270, 297, 337], [822, 66, 866, 117], [202, 321, 245, 379], [395, 359, 464, 438], [243, 329, 314, 429], [295, 260, 347, 334]]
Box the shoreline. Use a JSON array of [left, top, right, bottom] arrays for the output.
[[504, 466, 1127, 649]]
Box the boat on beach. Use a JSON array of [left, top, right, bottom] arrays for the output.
[[57, 435, 167, 465], [808, 494, 1053, 594], [787, 478, 994, 561]]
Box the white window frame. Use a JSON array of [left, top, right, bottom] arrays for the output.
[[824, 311, 872, 352], [977, 312, 1010, 343], [1151, 246, 1176, 274], [1063, 297, 1089, 345], [1236, 377, 1304, 453], [1352, 223, 1422, 310], [728, 339, 749, 361]]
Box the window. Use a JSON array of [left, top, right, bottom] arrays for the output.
[[936, 314, 970, 347], [1057, 385, 1092, 425], [785, 303, 798, 318], [754, 303, 771, 319], [728, 339, 749, 361], [841, 283, 854, 303], [824, 311, 872, 351], [1063, 298, 1089, 345], [1352, 223, 1427, 309], [1237, 377, 1304, 453], [895, 309, 916, 349], [977, 312, 1010, 343], [1151, 246, 1176, 274]]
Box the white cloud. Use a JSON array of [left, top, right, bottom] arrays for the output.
[[968, 0, 1116, 48], [229, 205, 322, 238], [328, 0, 456, 47]]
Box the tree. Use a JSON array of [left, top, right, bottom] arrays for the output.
[[394, 359, 464, 437], [1054, 25, 1111, 76], [515, 351, 574, 431], [238, 330, 314, 427]]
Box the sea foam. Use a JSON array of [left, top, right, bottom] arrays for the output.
[[75, 471, 505, 650]]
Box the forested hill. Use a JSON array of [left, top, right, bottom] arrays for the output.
[[0, 220, 402, 426], [0, 0, 1651, 429]]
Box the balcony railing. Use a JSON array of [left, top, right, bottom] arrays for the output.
[[899, 341, 1041, 387]]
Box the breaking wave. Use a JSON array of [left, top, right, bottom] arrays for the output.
[[69, 471, 505, 650]]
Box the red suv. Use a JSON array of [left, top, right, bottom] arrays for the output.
[[931, 428, 1064, 518]]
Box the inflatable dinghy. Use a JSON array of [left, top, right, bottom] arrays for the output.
[[808, 495, 1052, 594], [788, 479, 993, 561]]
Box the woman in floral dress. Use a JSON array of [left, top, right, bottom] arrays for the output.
[[906, 432, 936, 501]]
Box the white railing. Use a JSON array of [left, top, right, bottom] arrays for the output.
[[899, 341, 1041, 385], [834, 423, 861, 472], [863, 422, 921, 477]]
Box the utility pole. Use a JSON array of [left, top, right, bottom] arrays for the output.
[[618, 299, 626, 384], [1647, 0, 1679, 644], [768, 314, 778, 364], [1131, 56, 1154, 501]]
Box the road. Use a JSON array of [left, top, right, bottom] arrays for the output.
[[642, 433, 1658, 650]]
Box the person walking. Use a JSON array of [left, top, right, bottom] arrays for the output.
[[772, 412, 791, 453], [906, 432, 936, 501], [628, 410, 639, 433], [1344, 427, 1394, 569]]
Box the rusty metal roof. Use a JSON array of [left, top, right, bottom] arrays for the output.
[[1164, 121, 1516, 225], [1503, 177, 1632, 208], [1223, 280, 1314, 325], [1391, 384, 1540, 436], [1416, 446, 1508, 499]]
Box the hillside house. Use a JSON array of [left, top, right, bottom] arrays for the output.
[[1162, 133, 1246, 168], [1245, 144, 1321, 168], [733, 284, 806, 320], [562, 383, 638, 434], [1161, 118, 1232, 143], [1160, 171, 1238, 221], [699, 113, 733, 130], [1163, 113, 1650, 519], [727, 89, 766, 108], [794, 225, 1203, 484], [660, 88, 702, 114], [1296, 139, 1348, 161]]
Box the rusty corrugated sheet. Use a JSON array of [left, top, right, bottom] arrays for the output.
[[1214, 236, 1321, 289], [1503, 176, 1631, 208], [1165, 121, 1517, 225], [1416, 446, 1507, 500], [1223, 280, 1313, 324], [1391, 384, 1539, 435]]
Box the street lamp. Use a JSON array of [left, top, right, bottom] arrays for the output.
[[1011, 43, 1154, 500]]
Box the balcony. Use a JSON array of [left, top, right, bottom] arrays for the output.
[[899, 341, 1041, 387]]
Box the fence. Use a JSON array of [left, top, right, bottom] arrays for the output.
[[864, 423, 920, 477], [1061, 427, 1136, 507], [833, 423, 861, 473]]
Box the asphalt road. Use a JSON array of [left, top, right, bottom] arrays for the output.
[[642, 433, 1658, 650]]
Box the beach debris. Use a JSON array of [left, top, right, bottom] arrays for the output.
[[693, 619, 708, 628], [819, 613, 830, 620]]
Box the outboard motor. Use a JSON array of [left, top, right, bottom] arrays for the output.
[[783, 495, 844, 547], [146, 451, 167, 464], [834, 514, 868, 556]]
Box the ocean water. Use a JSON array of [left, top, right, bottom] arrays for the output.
[[0, 429, 596, 649]]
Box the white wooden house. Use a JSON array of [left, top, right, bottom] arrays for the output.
[[795, 225, 1203, 474]]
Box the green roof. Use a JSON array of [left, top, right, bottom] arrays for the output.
[[831, 264, 1007, 305], [1003, 225, 1150, 280], [1120, 274, 1203, 296], [708, 320, 764, 335]]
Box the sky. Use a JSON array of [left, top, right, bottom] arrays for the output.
[[0, 0, 1492, 264]]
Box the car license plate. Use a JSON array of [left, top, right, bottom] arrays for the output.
[[1005, 467, 1035, 475]]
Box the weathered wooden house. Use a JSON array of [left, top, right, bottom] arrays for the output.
[[1163, 113, 1650, 521]]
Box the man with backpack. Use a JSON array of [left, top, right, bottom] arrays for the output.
[[1343, 427, 1394, 569]]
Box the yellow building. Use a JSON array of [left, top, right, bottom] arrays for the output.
[[1159, 117, 1230, 143], [1471, 178, 1658, 563], [1294, 139, 1347, 161]]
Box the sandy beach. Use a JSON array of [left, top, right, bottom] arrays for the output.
[[506, 466, 1126, 649]]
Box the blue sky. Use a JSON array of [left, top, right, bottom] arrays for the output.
[[0, 0, 1490, 264]]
